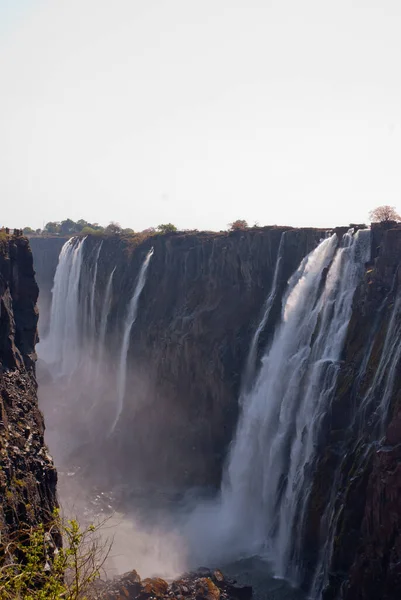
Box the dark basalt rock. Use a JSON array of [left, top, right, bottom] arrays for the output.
[[301, 223, 401, 600], [31, 224, 401, 600], [30, 227, 325, 492], [0, 234, 58, 536], [101, 568, 252, 600]]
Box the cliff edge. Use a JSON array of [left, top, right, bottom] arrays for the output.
[[0, 234, 57, 535]]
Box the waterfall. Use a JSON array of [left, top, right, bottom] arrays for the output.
[[241, 232, 286, 393], [96, 266, 116, 371], [89, 241, 103, 343], [109, 248, 154, 435], [221, 229, 370, 582], [39, 236, 86, 378]]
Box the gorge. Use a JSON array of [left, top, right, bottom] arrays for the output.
[[3, 223, 401, 599]]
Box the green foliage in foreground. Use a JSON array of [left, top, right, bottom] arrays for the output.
[[0, 510, 110, 599]]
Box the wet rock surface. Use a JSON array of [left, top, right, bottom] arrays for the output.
[[101, 568, 252, 600], [303, 223, 401, 599]]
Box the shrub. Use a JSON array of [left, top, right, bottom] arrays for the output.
[[156, 223, 177, 234], [80, 226, 96, 235], [105, 222, 122, 235], [369, 205, 401, 223], [228, 219, 248, 231], [0, 510, 111, 599]]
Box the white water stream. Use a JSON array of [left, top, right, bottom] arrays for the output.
[[39, 236, 87, 378], [218, 229, 370, 583], [241, 232, 286, 394], [109, 247, 154, 435]]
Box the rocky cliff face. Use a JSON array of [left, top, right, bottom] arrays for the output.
[[31, 227, 325, 491], [302, 223, 401, 599], [29, 236, 66, 337], [0, 234, 57, 536], [31, 225, 401, 600]]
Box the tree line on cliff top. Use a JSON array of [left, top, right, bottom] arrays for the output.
[[21, 219, 179, 237], [18, 206, 401, 238], [21, 218, 250, 237]]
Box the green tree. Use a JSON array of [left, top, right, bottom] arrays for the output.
[[156, 223, 177, 234], [105, 222, 122, 235], [81, 226, 98, 236], [44, 222, 61, 234], [60, 219, 79, 235], [75, 219, 89, 232]]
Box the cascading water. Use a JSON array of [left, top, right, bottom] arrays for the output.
[[241, 232, 286, 394], [219, 229, 371, 584], [39, 236, 87, 378], [89, 240, 103, 343], [96, 266, 116, 372], [109, 247, 154, 435], [80, 240, 104, 378]]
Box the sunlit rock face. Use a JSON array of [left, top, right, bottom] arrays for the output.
[[0, 234, 58, 536]]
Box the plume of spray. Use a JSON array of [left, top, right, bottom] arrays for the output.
[[37, 240, 189, 581]]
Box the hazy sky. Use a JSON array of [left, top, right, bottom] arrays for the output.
[[1, 0, 401, 230]]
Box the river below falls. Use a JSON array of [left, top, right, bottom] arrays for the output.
[[222, 557, 306, 600]]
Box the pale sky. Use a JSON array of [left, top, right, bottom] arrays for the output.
[[1, 0, 401, 231]]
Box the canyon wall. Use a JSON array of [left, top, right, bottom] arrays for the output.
[[30, 236, 66, 337], [31, 227, 325, 491], [30, 224, 401, 599], [0, 234, 57, 536], [302, 222, 401, 599]]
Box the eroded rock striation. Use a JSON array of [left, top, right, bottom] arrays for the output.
[[31, 227, 325, 490], [302, 222, 401, 599], [30, 224, 401, 599], [0, 234, 57, 535]]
